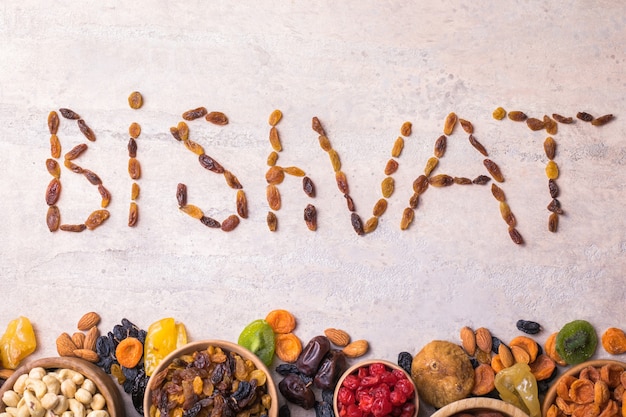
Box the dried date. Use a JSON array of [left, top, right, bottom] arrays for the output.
[[182, 107, 208, 121], [198, 154, 225, 173]]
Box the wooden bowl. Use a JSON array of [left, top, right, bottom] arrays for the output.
[[541, 359, 626, 417], [431, 398, 531, 417], [143, 340, 278, 417], [333, 359, 419, 417], [0, 356, 125, 417]]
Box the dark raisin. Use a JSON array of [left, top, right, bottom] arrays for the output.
[[344, 194, 355, 212], [397, 352, 412, 374], [469, 357, 479, 368], [279, 404, 291, 417], [276, 363, 300, 376], [315, 400, 335, 417], [303, 176, 316, 198], [472, 175, 491, 185], [516, 320, 542, 335], [491, 336, 504, 354], [59, 108, 80, 120], [128, 138, 137, 158], [351, 213, 364, 236], [576, 111, 594, 122], [548, 179, 559, 198], [198, 154, 225, 174], [200, 216, 221, 228], [321, 389, 334, 405], [547, 199, 563, 214]]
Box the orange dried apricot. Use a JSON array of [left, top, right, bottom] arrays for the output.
[[601, 328, 626, 355], [509, 336, 539, 363], [265, 309, 296, 334], [529, 354, 556, 381], [569, 378, 595, 404], [594, 380, 610, 406], [490, 354, 505, 374], [471, 363, 496, 396], [115, 337, 143, 368], [599, 364, 623, 388], [275, 333, 302, 363], [556, 375, 578, 402]]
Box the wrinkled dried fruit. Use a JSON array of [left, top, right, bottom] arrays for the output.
[[176, 183, 187, 207], [545, 161, 559, 179], [182, 106, 208, 120], [266, 309, 296, 334], [510, 336, 539, 363], [434, 135, 447, 158], [493, 107, 506, 120], [200, 215, 220, 228], [45, 178, 61, 205], [400, 121, 412, 136], [64, 159, 83, 173], [98, 185, 111, 207], [548, 212, 559, 233], [128, 157, 141, 179], [205, 111, 229, 125], [312, 117, 326, 136], [180, 204, 204, 219], [528, 354, 556, 381], [82, 169, 101, 185], [46, 205, 60, 232], [384, 159, 399, 175], [577, 112, 594, 122], [424, 157, 439, 176], [284, 166, 305, 177], [184, 138, 205, 155], [443, 112, 457, 135], [363, 216, 378, 233], [46, 159, 60, 178], [59, 108, 80, 119], [516, 320, 542, 335], [556, 320, 598, 365], [344, 194, 355, 212], [413, 175, 429, 195], [381, 176, 395, 198], [318, 135, 332, 152], [400, 207, 414, 230], [484, 159, 504, 182], [131, 182, 140, 200], [472, 364, 496, 396], [547, 198, 563, 214], [224, 170, 243, 189], [236, 190, 248, 219], [500, 201, 516, 227], [50, 134, 61, 158], [545, 332, 567, 366], [129, 122, 141, 138], [429, 174, 454, 187], [391, 137, 404, 157], [335, 171, 349, 194], [601, 328, 626, 355], [169, 126, 182, 141], [128, 91, 143, 109], [548, 179, 559, 198], [459, 119, 473, 134], [220, 214, 240, 231], [508, 227, 524, 244], [302, 176, 315, 197], [115, 337, 143, 368], [329, 149, 341, 172], [77, 119, 96, 141], [266, 166, 285, 184], [275, 333, 302, 363], [269, 127, 282, 151], [469, 134, 489, 156], [491, 184, 506, 202], [128, 137, 137, 158], [267, 151, 278, 166], [48, 111, 60, 134], [60, 223, 86, 232], [269, 109, 283, 126], [508, 111, 527, 122], [351, 213, 364, 236], [304, 204, 317, 231], [544, 137, 557, 160], [408, 192, 419, 208], [372, 198, 387, 217], [453, 177, 472, 185], [199, 154, 225, 173], [267, 211, 278, 231], [592, 114, 614, 126], [177, 121, 189, 141], [544, 115, 558, 135], [64, 143, 88, 160], [267, 185, 281, 210], [553, 113, 574, 124], [526, 118, 545, 131]]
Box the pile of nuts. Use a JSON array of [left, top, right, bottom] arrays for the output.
[[0, 367, 109, 417], [55, 313, 101, 363]]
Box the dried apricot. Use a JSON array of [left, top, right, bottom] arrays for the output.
[[529, 354, 556, 381], [265, 309, 296, 334], [275, 333, 302, 363], [569, 379, 595, 404], [115, 337, 143, 368], [601, 328, 626, 355], [509, 336, 539, 363], [545, 332, 567, 366], [472, 363, 496, 396]]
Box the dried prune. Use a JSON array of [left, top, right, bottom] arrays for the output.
[[279, 404, 291, 417], [516, 320, 542, 335], [303, 176, 316, 198], [198, 154, 225, 173], [351, 213, 364, 235], [397, 351, 412, 374]]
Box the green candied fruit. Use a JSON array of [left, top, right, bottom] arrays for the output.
[[555, 319, 598, 365], [238, 319, 275, 366]]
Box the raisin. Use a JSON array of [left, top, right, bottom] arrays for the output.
[[267, 185, 281, 210], [59, 108, 80, 119], [223, 170, 242, 189], [128, 158, 141, 179], [429, 174, 454, 187], [329, 149, 341, 172], [526, 117, 545, 131], [46, 178, 61, 205], [128, 138, 138, 158], [284, 166, 305, 177], [236, 190, 248, 219], [508, 111, 527, 121], [221, 215, 240, 232], [311, 117, 326, 136], [552, 113, 573, 124], [98, 185, 111, 208], [483, 159, 504, 182], [544, 115, 558, 135], [46, 159, 60, 178], [576, 111, 594, 122], [545, 161, 559, 179], [198, 154, 225, 174], [129, 122, 141, 138], [46, 205, 61, 232], [205, 111, 229, 125], [516, 320, 542, 335], [384, 159, 399, 175], [372, 198, 387, 217], [60, 224, 86, 232], [304, 204, 317, 231], [400, 207, 414, 230], [77, 119, 96, 141], [492, 107, 506, 120], [335, 171, 349, 194], [48, 111, 60, 135], [265, 166, 285, 185], [351, 213, 364, 235], [408, 193, 419, 209], [82, 169, 102, 185], [381, 176, 395, 198], [344, 194, 355, 212], [469, 134, 489, 156], [182, 107, 208, 121], [391, 137, 404, 157], [459, 119, 474, 134], [302, 176, 316, 198], [548, 179, 559, 198], [543, 137, 556, 160], [128, 92, 143, 109], [268, 109, 283, 126], [434, 135, 447, 158], [279, 404, 291, 417], [266, 211, 278, 231], [443, 112, 457, 135], [424, 157, 439, 176], [314, 400, 334, 417], [267, 151, 278, 166], [547, 198, 563, 214], [184, 138, 205, 156], [269, 127, 282, 151], [363, 217, 378, 233], [591, 114, 614, 126], [318, 135, 332, 152], [169, 126, 182, 141], [454, 177, 472, 185], [413, 175, 429, 195], [500, 202, 517, 227], [85, 209, 110, 230], [200, 216, 221, 228], [50, 134, 61, 158], [397, 352, 413, 374], [508, 227, 524, 245], [64, 143, 88, 160], [491, 184, 506, 202], [399, 121, 412, 136], [131, 183, 140, 200], [128, 203, 138, 227], [180, 204, 204, 219]]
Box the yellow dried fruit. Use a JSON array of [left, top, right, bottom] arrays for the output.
[[424, 157, 439, 176], [318, 135, 332, 152], [492, 107, 507, 120], [267, 151, 278, 166], [546, 161, 559, 179], [372, 198, 388, 217], [180, 204, 204, 219], [443, 112, 457, 135], [269, 127, 282, 151], [399, 207, 414, 230], [381, 176, 395, 198], [400, 121, 412, 136], [268, 109, 283, 126], [329, 149, 341, 172], [391, 137, 404, 157], [363, 216, 379, 234], [128, 91, 143, 109], [283, 166, 305, 177], [601, 328, 626, 355]]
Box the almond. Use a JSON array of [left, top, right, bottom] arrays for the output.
[[342, 339, 369, 358], [324, 328, 351, 347], [84, 326, 100, 351], [56, 333, 78, 357], [77, 312, 100, 331], [498, 344, 515, 368], [460, 326, 476, 355], [73, 348, 100, 363], [511, 345, 530, 364], [475, 327, 493, 353], [71, 332, 85, 349]]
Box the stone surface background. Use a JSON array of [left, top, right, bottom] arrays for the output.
[[0, 1, 625, 416]]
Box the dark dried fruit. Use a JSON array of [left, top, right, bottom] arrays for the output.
[[46, 159, 60, 178], [429, 174, 454, 187], [302, 176, 315, 198], [182, 107, 208, 121], [469, 134, 489, 156], [267, 211, 278, 231], [176, 183, 187, 207], [128, 158, 141, 179], [544, 137, 556, 160], [48, 111, 60, 134], [351, 213, 364, 235], [344, 194, 355, 212], [552, 113, 574, 124], [279, 374, 316, 410], [548, 212, 559, 233], [223, 170, 243, 189], [50, 134, 61, 158], [516, 320, 541, 335], [413, 175, 429, 195], [500, 202, 516, 227], [198, 154, 225, 173], [82, 169, 102, 185], [236, 190, 248, 219], [46, 205, 60, 232], [200, 216, 221, 228], [59, 108, 80, 120], [384, 159, 399, 175], [548, 179, 559, 198], [169, 126, 182, 141], [304, 204, 317, 231], [128, 92, 143, 109], [269, 127, 282, 151], [205, 111, 229, 125], [576, 111, 594, 122], [128, 203, 138, 227], [64, 143, 88, 160], [98, 185, 111, 208], [77, 119, 96, 141], [526, 117, 545, 131], [459, 119, 474, 134], [491, 184, 506, 202], [547, 198, 563, 214], [400, 207, 414, 230], [297, 336, 331, 376], [398, 352, 413, 374], [508, 227, 524, 245], [85, 209, 110, 230], [128, 138, 137, 158], [312, 117, 326, 136], [591, 114, 614, 126], [483, 159, 504, 182], [64, 159, 83, 173], [60, 224, 86, 232], [313, 350, 347, 390], [46, 178, 61, 205], [508, 111, 527, 122], [434, 135, 447, 158], [408, 193, 419, 209], [335, 171, 349, 194], [221, 214, 240, 232]]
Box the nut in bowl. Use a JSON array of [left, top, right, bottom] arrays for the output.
[[0, 356, 125, 417], [333, 359, 418, 417], [541, 359, 626, 417], [431, 398, 530, 417], [143, 340, 278, 417]]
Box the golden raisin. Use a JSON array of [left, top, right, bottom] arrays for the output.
[[526, 117, 546, 131], [128, 158, 141, 179], [508, 111, 527, 121], [184, 138, 205, 156], [98, 185, 111, 208], [267, 151, 279, 166], [268, 109, 283, 126], [236, 190, 248, 219], [50, 134, 61, 158], [223, 170, 243, 189], [400, 207, 414, 230], [546, 161, 559, 179], [46, 205, 61, 232], [177, 121, 189, 141], [443, 112, 457, 135], [434, 135, 447, 158], [483, 159, 504, 182], [205, 111, 229, 125], [429, 174, 454, 187], [265, 166, 285, 185], [391, 137, 404, 157], [131, 182, 140, 200], [424, 157, 439, 176], [492, 107, 507, 120], [400, 121, 412, 136], [544, 137, 557, 160], [128, 91, 143, 109], [46, 159, 60, 178], [180, 204, 204, 219], [129, 122, 141, 138], [384, 159, 399, 175], [283, 166, 305, 177], [491, 184, 506, 202], [267, 211, 278, 231], [182, 107, 208, 121], [267, 185, 281, 210], [269, 127, 282, 151], [48, 111, 60, 135], [329, 149, 341, 172], [318, 135, 332, 152], [372, 198, 388, 217], [363, 216, 378, 234], [85, 209, 110, 230], [381, 177, 394, 198]]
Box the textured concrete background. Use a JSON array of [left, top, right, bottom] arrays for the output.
[[0, 1, 625, 416]]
